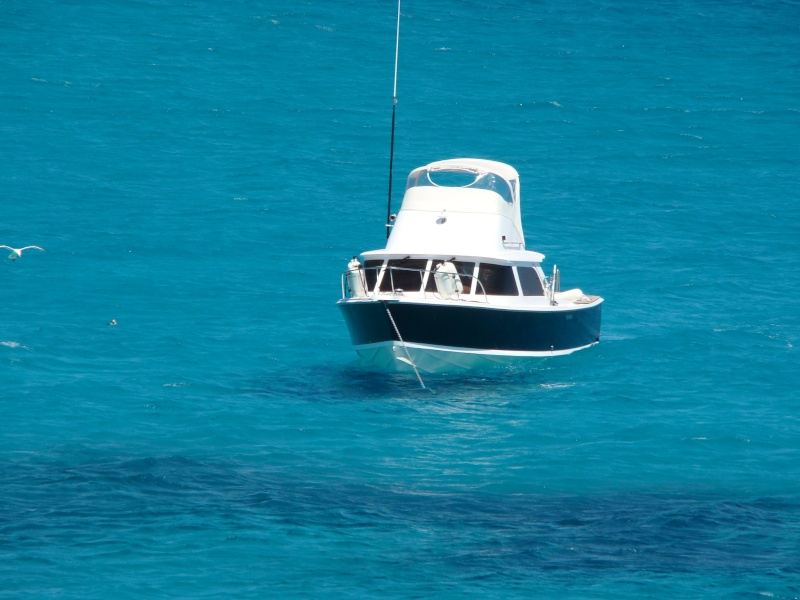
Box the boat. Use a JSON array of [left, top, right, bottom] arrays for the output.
[[337, 158, 603, 373]]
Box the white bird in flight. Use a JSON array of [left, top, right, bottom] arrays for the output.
[[0, 245, 46, 260]]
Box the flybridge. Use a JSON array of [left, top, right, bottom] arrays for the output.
[[383, 159, 526, 257]]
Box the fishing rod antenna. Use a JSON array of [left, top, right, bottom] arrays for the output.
[[385, 0, 401, 240]]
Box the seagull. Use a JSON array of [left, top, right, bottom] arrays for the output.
[[0, 245, 46, 260]]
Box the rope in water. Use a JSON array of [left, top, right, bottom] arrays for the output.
[[382, 301, 425, 390]]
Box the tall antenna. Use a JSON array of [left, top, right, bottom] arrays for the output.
[[385, 0, 401, 240]]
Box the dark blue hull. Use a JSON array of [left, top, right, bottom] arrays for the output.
[[338, 299, 602, 353]]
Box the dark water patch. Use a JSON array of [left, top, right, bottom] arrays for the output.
[[1, 454, 798, 579]]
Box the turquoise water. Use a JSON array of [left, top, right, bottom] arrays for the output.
[[2, 0, 799, 597]]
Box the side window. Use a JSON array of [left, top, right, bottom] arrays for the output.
[[364, 260, 382, 291], [477, 263, 518, 296], [454, 261, 475, 294], [517, 266, 544, 296], [425, 261, 475, 293], [379, 259, 428, 292]]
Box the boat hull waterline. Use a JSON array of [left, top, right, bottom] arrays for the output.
[[339, 298, 601, 373]]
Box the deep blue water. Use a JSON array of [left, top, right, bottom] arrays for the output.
[[1, 0, 799, 597]]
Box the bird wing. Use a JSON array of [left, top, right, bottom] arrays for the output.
[[20, 246, 45, 252], [0, 245, 14, 251]]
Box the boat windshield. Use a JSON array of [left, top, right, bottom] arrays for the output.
[[406, 168, 515, 203]]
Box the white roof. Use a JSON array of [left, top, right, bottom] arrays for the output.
[[362, 248, 545, 264]]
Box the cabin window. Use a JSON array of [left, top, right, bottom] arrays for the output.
[[379, 258, 428, 292], [425, 261, 475, 294], [406, 168, 514, 203], [517, 266, 544, 296], [477, 263, 518, 296], [364, 260, 382, 291]]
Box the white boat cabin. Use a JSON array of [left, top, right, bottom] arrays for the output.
[[343, 159, 553, 301], [385, 158, 528, 257]]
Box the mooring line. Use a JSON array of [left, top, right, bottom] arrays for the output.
[[382, 301, 426, 390]]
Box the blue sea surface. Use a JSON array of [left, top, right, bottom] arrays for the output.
[[1, 0, 799, 597]]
